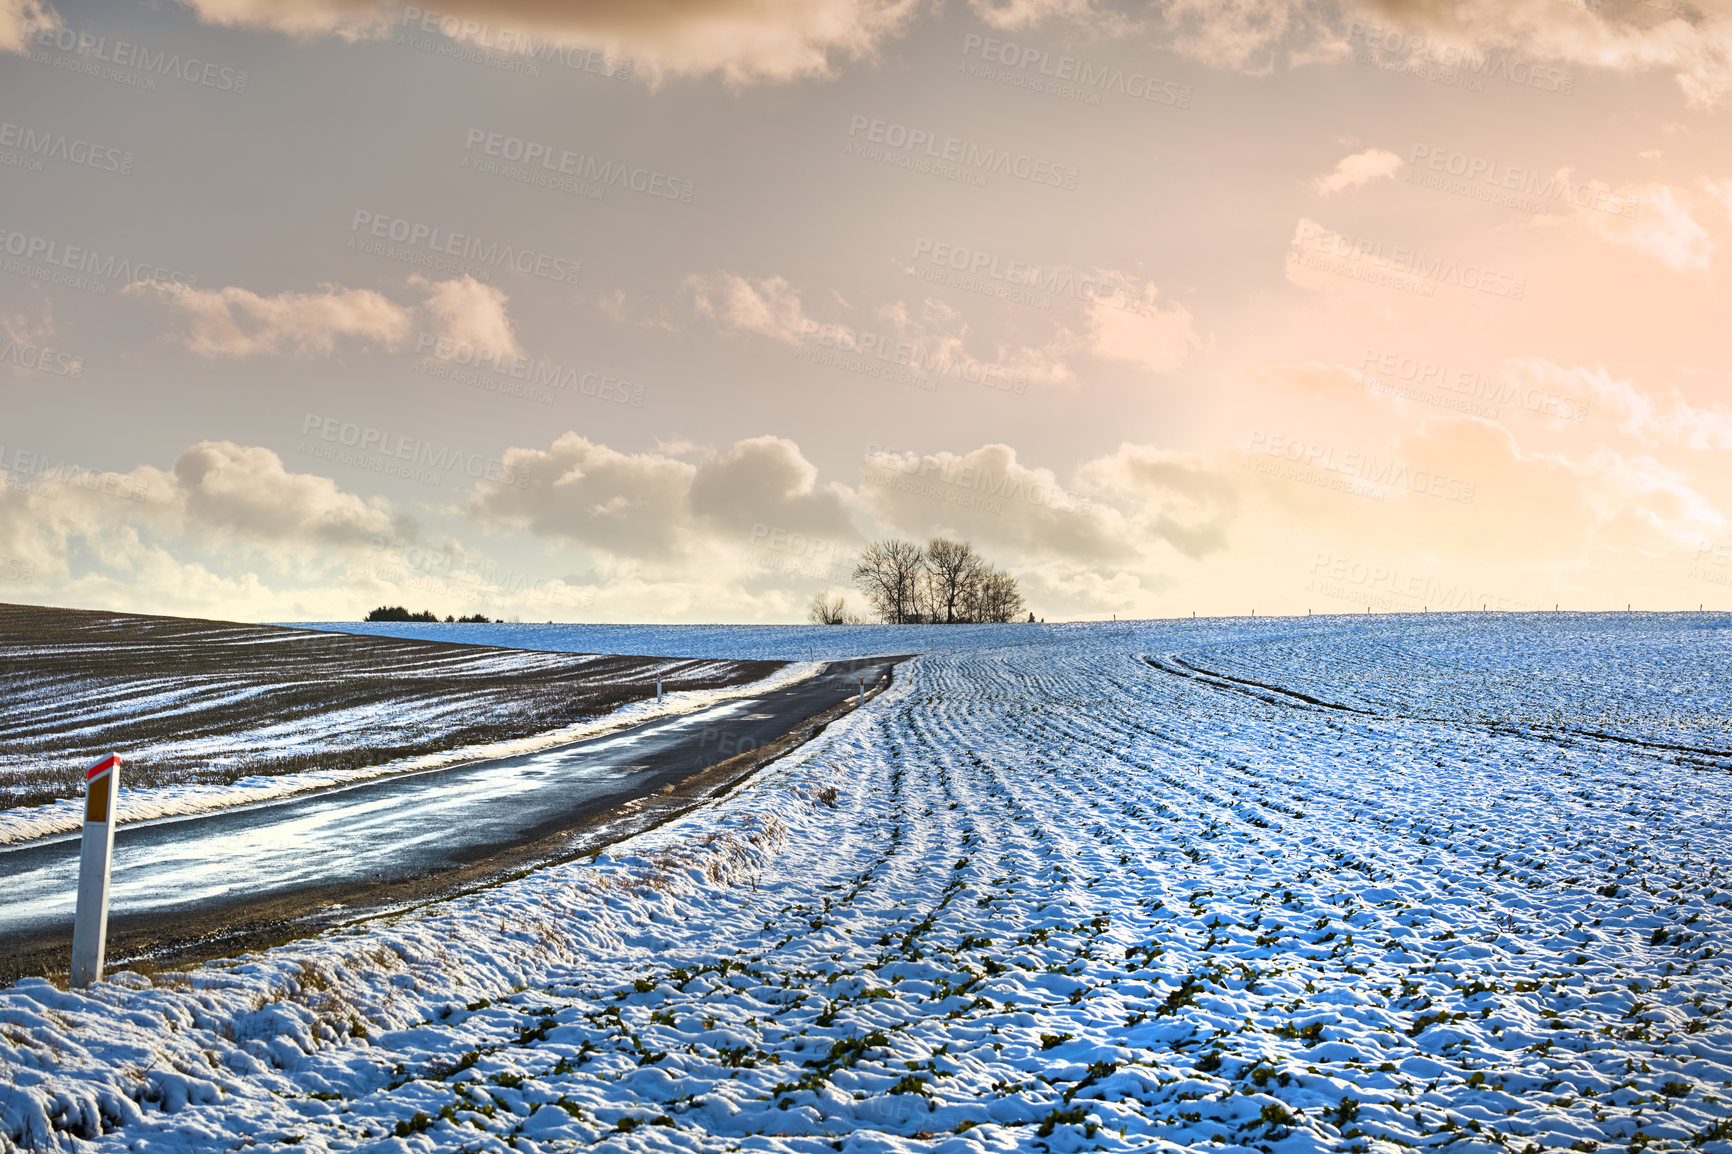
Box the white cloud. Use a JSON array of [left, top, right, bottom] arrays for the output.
[[1708, 178, 1732, 228], [171, 0, 394, 41], [416, 274, 523, 360], [965, 0, 1126, 32], [0, 441, 417, 618], [475, 431, 1244, 580], [6, 418, 1726, 623], [166, 0, 1732, 101], [470, 433, 858, 564], [1576, 448, 1728, 553], [1508, 358, 1732, 450], [127, 281, 414, 358], [0, 300, 74, 380], [859, 443, 1136, 562], [1086, 292, 1202, 374], [683, 273, 817, 346], [174, 0, 921, 85], [1381, 0, 1732, 109], [1, 302, 53, 348], [876, 295, 1082, 388], [130, 276, 529, 360], [1563, 183, 1714, 272], [690, 436, 855, 538], [1157, 0, 1337, 73], [963, 0, 1732, 106], [0, 0, 57, 54], [1, 441, 402, 554], [689, 271, 1088, 388], [167, 441, 407, 547], [1076, 444, 1236, 558], [472, 434, 697, 560], [1315, 147, 1404, 196]]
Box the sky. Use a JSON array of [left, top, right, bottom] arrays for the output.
[[1, 0, 1730, 624]]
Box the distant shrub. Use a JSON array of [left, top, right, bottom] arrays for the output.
[[364, 606, 495, 622], [364, 606, 439, 622]]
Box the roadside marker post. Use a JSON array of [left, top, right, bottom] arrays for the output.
[[656, 676, 663, 704], [71, 753, 121, 988], [858, 677, 865, 708]]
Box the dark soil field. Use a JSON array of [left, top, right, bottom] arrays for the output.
[[0, 603, 782, 810]]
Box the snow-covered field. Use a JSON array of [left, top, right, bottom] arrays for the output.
[[1158, 614, 1732, 753], [0, 604, 782, 830], [0, 661, 820, 848], [288, 620, 1065, 662], [4, 613, 1730, 1154]]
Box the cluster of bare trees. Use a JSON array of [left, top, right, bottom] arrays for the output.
[[808, 537, 1027, 625]]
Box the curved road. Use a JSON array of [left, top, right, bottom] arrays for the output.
[[0, 657, 902, 979]]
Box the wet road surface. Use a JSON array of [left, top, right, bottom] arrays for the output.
[[0, 657, 901, 977]]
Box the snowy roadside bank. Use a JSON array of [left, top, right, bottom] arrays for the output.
[[0, 661, 820, 848], [1, 604, 791, 814]]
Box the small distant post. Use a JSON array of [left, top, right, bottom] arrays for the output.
[[72, 753, 122, 988], [656, 676, 663, 704], [858, 676, 865, 708]]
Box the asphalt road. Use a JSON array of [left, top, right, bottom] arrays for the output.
[[0, 656, 902, 980]]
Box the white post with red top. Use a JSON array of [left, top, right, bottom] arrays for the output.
[[71, 753, 121, 988]]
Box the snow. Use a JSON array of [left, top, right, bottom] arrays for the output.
[[286, 619, 1063, 661], [1161, 613, 1732, 752], [0, 662, 820, 847], [1, 609, 778, 816], [2, 613, 1730, 1154]]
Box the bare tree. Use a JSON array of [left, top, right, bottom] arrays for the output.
[[969, 565, 1026, 623], [852, 537, 1027, 624], [806, 592, 857, 625], [924, 537, 981, 624], [851, 539, 925, 624]]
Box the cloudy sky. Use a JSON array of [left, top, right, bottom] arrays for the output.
[[1, 0, 1729, 623]]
